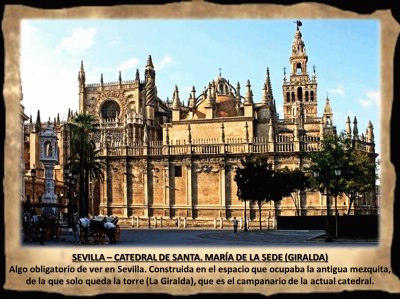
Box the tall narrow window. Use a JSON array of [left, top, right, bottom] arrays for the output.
[[174, 166, 182, 177], [297, 87, 303, 102]]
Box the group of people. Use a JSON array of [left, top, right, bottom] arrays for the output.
[[71, 213, 118, 245]]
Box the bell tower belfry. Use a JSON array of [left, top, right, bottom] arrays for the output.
[[283, 21, 318, 121]]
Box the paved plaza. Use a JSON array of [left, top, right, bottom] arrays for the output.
[[21, 227, 378, 247]]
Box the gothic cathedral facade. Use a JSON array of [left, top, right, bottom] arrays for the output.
[[24, 23, 377, 224]]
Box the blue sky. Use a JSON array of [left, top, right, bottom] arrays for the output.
[[20, 19, 380, 154]]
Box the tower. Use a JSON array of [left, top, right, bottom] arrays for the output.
[[145, 55, 156, 126], [282, 21, 318, 120], [39, 121, 59, 216], [78, 61, 86, 113]]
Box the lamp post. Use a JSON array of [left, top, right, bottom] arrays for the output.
[[313, 170, 333, 242], [30, 168, 37, 213]]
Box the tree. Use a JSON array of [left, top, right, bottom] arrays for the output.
[[342, 145, 377, 215], [68, 113, 105, 217], [234, 158, 295, 230], [307, 133, 347, 240], [281, 168, 310, 216]]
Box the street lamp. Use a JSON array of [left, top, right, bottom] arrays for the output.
[[313, 170, 333, 242], [30, 168, 37, 213]]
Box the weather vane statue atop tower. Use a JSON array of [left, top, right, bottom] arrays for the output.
[[294, 20, 302, 30]]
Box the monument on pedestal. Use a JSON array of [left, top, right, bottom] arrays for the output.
[[39, 121, 59, 216]]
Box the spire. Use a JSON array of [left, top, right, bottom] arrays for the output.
[[367, 120, 374, 142], [292, 22, 307, 57], [135, 69, 140, 82], [206, 83, 213, 106], [29, 114, 32, 124], [211, 80, 216, 100], [323, 96, 332, 114], [346, 116, 352, 138], [188, 86, 196, 108], [100, 73, 104, 85], [172, 85, 181, 109], [244, 80, 253, 104], [118, 71, 122, 83], [353, 116, 358, 140], [35, 110, 41, 132], [236, 82, 241, 103], [146, 55, 154, 70], [78, 60, 86, 85], [262, 67, 273, 105]]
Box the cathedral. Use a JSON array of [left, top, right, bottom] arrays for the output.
[[23, 23, 377, 227]]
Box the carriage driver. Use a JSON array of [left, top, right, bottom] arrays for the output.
[[104, 217, 117, 244]]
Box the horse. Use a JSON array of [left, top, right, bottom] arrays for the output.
[[71, 213, 91, 244]]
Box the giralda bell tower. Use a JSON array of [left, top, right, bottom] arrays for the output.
[[282, 21, 318, 123]]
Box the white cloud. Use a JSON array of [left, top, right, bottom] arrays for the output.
[[328, 84, 345, 97], [117, 58, 139, 72], [359, 90, 380, 108], [154, 55, 173, 70], [58, 27, 96, 53]]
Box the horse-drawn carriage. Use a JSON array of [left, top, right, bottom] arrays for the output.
[[23, 213, 61, 242], [77, 215, 120, 244]]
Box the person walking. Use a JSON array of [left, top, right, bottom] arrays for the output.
[[232, 217, 238, 233]]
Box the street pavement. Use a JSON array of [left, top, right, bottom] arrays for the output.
[[21, 227, 378, 247]]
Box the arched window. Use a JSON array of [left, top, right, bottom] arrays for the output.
[[297, 87, 303, 102], [310, 91, 314, 102], [286, 92, 290, 103], [101, 100, 120, 119], [291, 92, 295, 102], [305, 91, 309, 101], [296, 63, 302, 75]]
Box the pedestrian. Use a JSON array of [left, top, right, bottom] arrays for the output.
[[232, 217, 238, 233], [104, 217, 116, 244]]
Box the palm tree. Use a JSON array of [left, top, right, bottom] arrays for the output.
[[68, 113, 105, 217]]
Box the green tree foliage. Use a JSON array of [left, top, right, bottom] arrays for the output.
[[308, 131, 377, 216], [68, 113, 105, 217], [280, 168, 310, 216], [342, 144, 377, 215], [234, 158, 297, 230]]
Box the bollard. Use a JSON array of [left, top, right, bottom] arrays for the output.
[[160, 217, 163, 228], [136, 216, 140, 228], [239, 217, 243, 229], [246, 218, 249, 230], [131, 216, 135, 227], [220, 217, 223, 229], [214, 217, 217, 229], [154, 217, 157, 228], [177, 217, 181, 228], [184, 217, 187, 228]]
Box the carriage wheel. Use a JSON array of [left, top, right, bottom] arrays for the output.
[[115, 226, 121, 241]]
